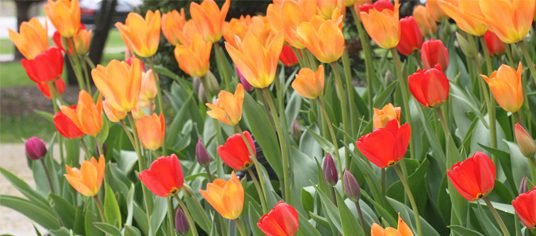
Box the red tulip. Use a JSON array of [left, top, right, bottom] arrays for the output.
[[53, 108, 85, 139], [138, 154, 184, 197], [21, 47, 64, 83], [420, 39, 448, 70], [356, 119, 411, 168], [36, 79, 66, 100], [483, 31, 505, 56], [408, 64, 449, 107], [447, 152, 496, 201], [257, 201, 299, 236], [217, 131, 255, 170], [359, 0, 394, 13], [512, 187, 536, 229], [397, 16, 423, 56], [279, 45, 298, 67]]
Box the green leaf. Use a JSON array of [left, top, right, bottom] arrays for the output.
[[104, 183, 122, 227], [304, 129, 335, 154], [132, 203, 149, 235], [50, 194, 76, 229], [285, 91, 302, 128], [94, 222, 121, 236], [0, 167, 50, 210], [387, 197, 440, 236], [336, 193, 365, 236], [84, 200, 103, 236], [448, 225, 485, 236], [150, 197, 167, 233], [124, 225, 142, 236], [505, 141, 532, 190], [247, 202, 264, 236], [0, 195, 61, 230], [184, 195, 212, 233], [97, 118, 109, 145]]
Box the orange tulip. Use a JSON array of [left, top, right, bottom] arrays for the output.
[[413, 5, 437, 37], [426, 0, 446, 21], [225, 30, 284, 88], [479, 0, 535, 44], [135, 113, 165, 150], [359, 0, 400, 49], [64, 155, 105, 197], [8, 18, 48, 60], [206, 84, 245, 126], [116, 10, 161, 58], [266, 0, 318, 49], [92, 58, 142, 113], [297, 15, 345, 63], [317, 0, 345, 19], [371, 213, 414, 236], [161, 9, 187, 46], [481, 63, 524, 113], [292, 65, 325, 99], [189, 0, 230, 43], [61, 91, 103, 136], [223, 15, 271, 48], [140, 69, 157, 102], [200, 172, 244, 220], [103, 100, 127, 122], [174, 34, 213, 78], [45, 0, 80, 37], [438, 0, 487, 36], [373, 103, 401, 130]]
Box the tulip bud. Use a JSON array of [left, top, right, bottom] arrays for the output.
[[196, 139, 213, 166], [483, 31, 505, 56], [455, 32, 477, 58], [175, 207, 189, 234], [25, 136, 47, 160], [322, 154, 338, 186], [291, 120, 302, 141], [236, 67, 253, 92], [518, 176, 528, 194], [514, 123, 536, 158], [343, 170, 361, 202]]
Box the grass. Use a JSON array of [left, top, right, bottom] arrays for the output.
[[0, 116, 56, 143]]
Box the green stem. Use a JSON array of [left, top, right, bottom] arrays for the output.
[[528, 157, 536, 183], [147, 58, 165, 133], [480, 37, 498, 151], [40, 159, 55, 194], [342, 50, 356, 135], [381, 168, 386, 196], [247, 168, 268, 212], [93, 196, 106, 222], [330, 62, 350, 140], [318, 98, 342, 176], [84, 55, 96, 69], [394, 165, 423, 236], [177, 197, 199, 236], [167, 197, 176, 236], [519, 41, 536, 84], [483, 197, 511, 236], [215, 43, 231, 90], [235, 218, 247, 236], [353, 199, 367, 233], [66, 37, 87, 91]]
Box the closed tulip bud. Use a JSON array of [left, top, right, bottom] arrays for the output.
[[292, 65, 325, 99], [359, 0, 400, 49], [189, 0, 230, 43], [116, 10, 161, 58], [135, 113, 166, 150], [323, 154, 338, 186], [456, 32, 477, 58], [175, 207, 189, 234], [292, 120, 302, 140], [25, 136, 47, 160], [483, 31, 505, 56], [140, 69, 157, 102], [421, 39, 449, 70], [373, 103, 401, 130], [514, 123, 536, 158], [397, 16, 423, 56], [174, 34, 212, 78], [236, 67, 253, 92], [257, 201, 300, 236], [518, 176, 528, 194], [481, 63, 524, 113], [343, 170, 360, 202], [196, 139, 213, 166], [297, 15, 345, 63], [408, 64, 450, 108], [279, 44, 298, 67]]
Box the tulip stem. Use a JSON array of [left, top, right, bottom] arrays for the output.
[[93, 196, 106, 222], [519, 41, 536, 84], [381, 168, 386, 196], [352, 199, 367, 232], [318, 98, 342, 177], [483, 197, 511, 236], [342, 50, 356, 135], [247, 168, 267, 211], [39, 159, 55, 194], [176, 196, 199, 236], [65, 37, 88, 92], [394, 165, 423, 236], [528, 157, 536, 182], [480, 37, 498, 152], [234, 218, 247, 236], [214, 43, 232, 90], [167, 197, 176, 236]]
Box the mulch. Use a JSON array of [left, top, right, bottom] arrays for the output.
[[0, 85, 79, 117]]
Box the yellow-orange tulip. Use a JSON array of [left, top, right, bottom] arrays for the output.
[[481, 63, 524, 113], [371, 214, 414, 236], [413, 5, 437, 37], [73, 28, 92, 55], [140, 69, 157, 102], [103, 100, 127, 122], [352, 0, 372, 7], [161, 9, 186, 46], [135, 113, 165, 150], [438, 0, 487, 36], [190, 0, 230, 43], [373, 103, 401, 130], [91, 58, 142, 113], [317, 0, 345, 19], [360, 0, 400, 49], [223, 16, 271, 48], [206, 84, 245, 126], [65, 155, 105, 197], [426, 0, 446, 22], [266, 0, 318, 49], [174, 34, 213, 78], [479, 0, 535, 44], [292, 65, 325, 99], [8, 18, 48, 60], [116, 10, 161, 58], [297, 15, 345, 63], [132, 100, 155, 120], [61, 91, 103, 136], [199, 172, 244, 220], [45, 0, 80, 37], [225, 30, 284, 88]]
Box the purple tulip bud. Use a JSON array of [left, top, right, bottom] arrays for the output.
[[95, 143, 107, 156], [175, 207, 189, 234], [291, 120, 302, 140], [25, 136, 47, 160], [343, 170, 361, 201], [196, 139, 212, 166], [235, 67, 253, 92], [519, 176, 528, 194], [323, 154, 338, 186]]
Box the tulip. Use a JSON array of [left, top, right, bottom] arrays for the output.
[[139, 154, 184, 197], [358, 0, 393, 13], [412, 5, 437, 37], [25, 137, 47, 161], [373, 103, 401, 130], [447, 152, 496, 201], [323, 154, 338, 186], [514, 123, 536, 157], [116, 10, 161, 58], [92, 58, 142, 113], [53, 108, 85, 139], [44, 0, 80, 37], [356, 119, 411, 169], [257, 201, 300, 236], [279, 44, 298, 67], [37, 79, 66, 100], [481, 63, 524, 113], [359, 0, 400, 49], [226, 30, 284, 88], [512, 187, 536, 229], [64, 155, 105, 197], [189, 0, 230, 43], [161, 9, 186, 46], [217, 131, 255, 170], [397, 16, 423, 56], [291, 65, 325, 99], [135, 113, 165, 150], [53, 26, 92, 55], [60, 91, 103, 136], [174, 34, 213, 78], [103, 100, 127, 122], [236, 67, 254, 92], [206, 84, 245, 126], [420, 39, 449, 70], [21, 47, 64, 84], [200, 172, 244, 220], [437, 0, 487, 36], [483, 31, 506, 56], [426, 0, 446, 22], [343, 170, 360, 202], [139, 69, 157, 102], [196, 139, 213, 166], [8, 18, 48, 60], [223, 16, 253, 48], [175, 207, 189, 234], [266, 0, 317, 49], [408, 64, 450, 108], [296, 15, 345, 63], [317, 0, 345, 19], [371, 213, 414, 236], [479, 0, 535, 44], [351, 0, 372, 8], [519, 176, 528, 194]]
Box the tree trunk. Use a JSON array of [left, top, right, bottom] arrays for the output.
[[89, 0, 117, 64], [13, 0, 42, 60]]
